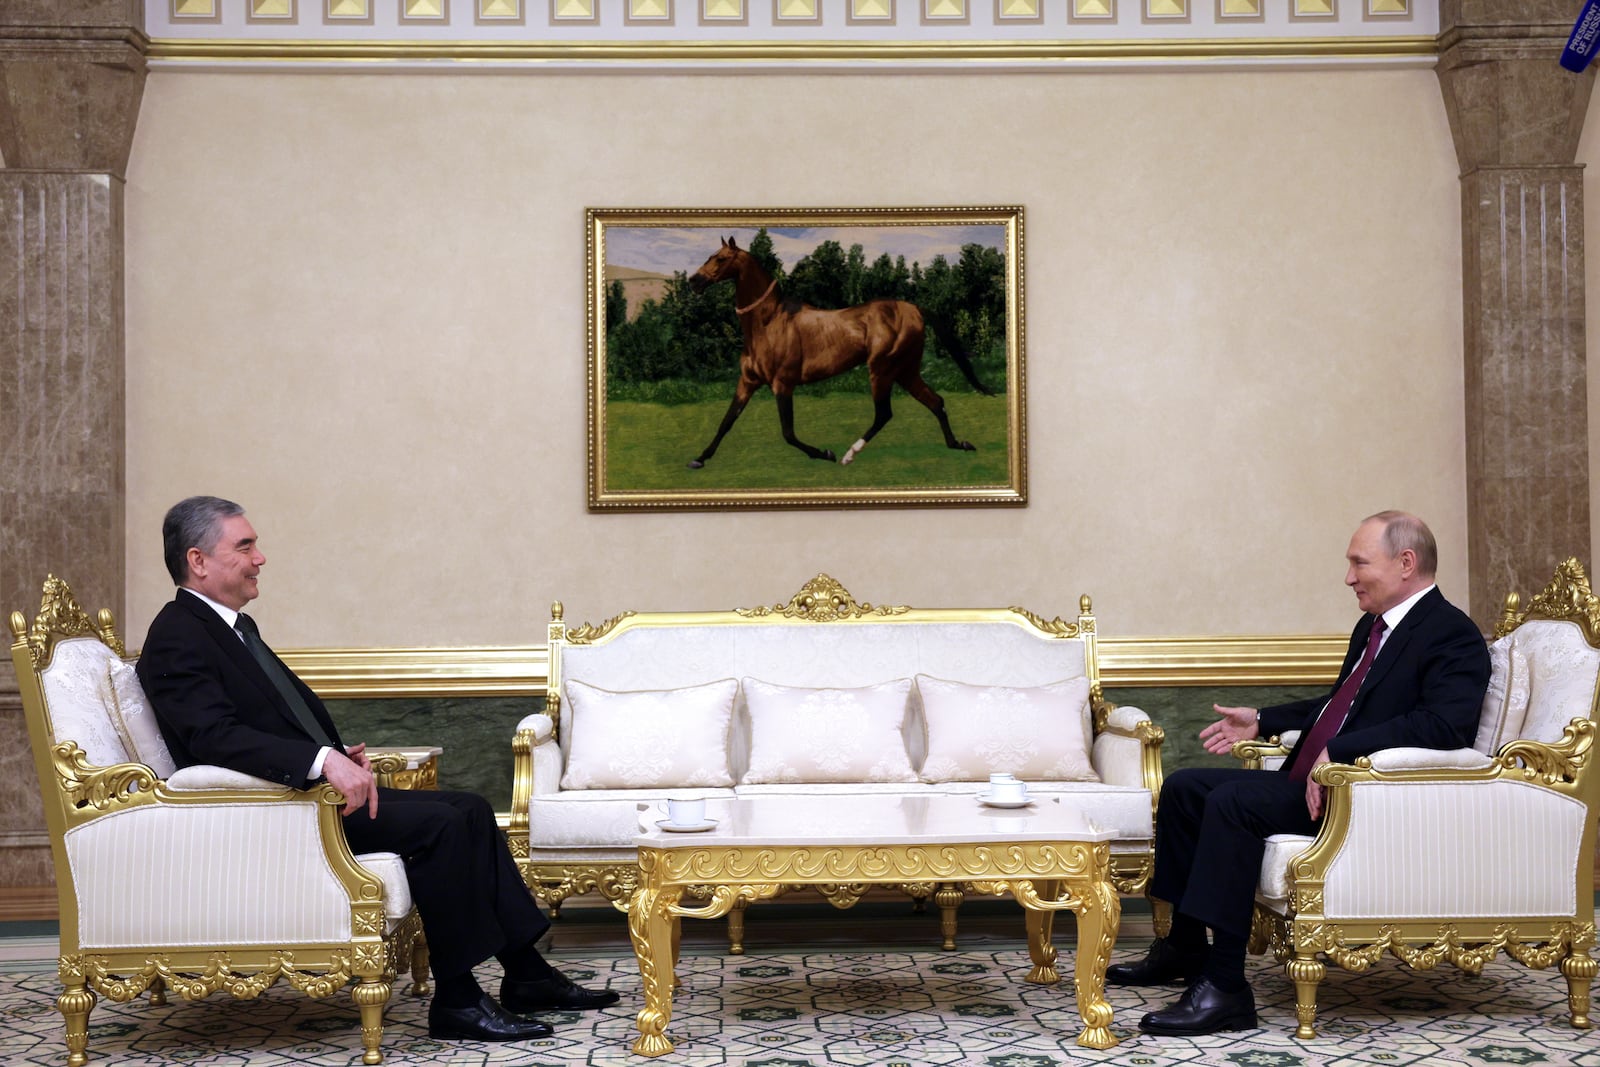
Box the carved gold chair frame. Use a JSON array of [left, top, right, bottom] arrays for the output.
[[10, 577, 427, 1067], [511, 573, 1164, 950]]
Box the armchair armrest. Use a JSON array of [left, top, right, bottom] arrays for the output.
[[1231, 729, 1299, 771], [166, 764, 289, 792], [65, 782, 386, 949], [1291, 758, 1589, 921], [1091, 703, 1164, 790], [515, 713, 555, 744]]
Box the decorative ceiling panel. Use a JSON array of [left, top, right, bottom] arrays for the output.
[[148, 0, 1436, 68]]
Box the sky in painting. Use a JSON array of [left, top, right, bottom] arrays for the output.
[[605, 224, 1006, 277]]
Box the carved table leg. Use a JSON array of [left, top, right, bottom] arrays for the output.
[[1070, 876, 1120, 1050], [629, 886, 682, 1057], [1023, 879, 1060, 985]]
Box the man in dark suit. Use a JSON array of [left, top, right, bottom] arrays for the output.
[[1107, 511, 1490, 1036], [136, 496, 620, 1042]]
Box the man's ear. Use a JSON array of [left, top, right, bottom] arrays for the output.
[[1398, 548, 1418, 578], [186, 546, 207, 580]]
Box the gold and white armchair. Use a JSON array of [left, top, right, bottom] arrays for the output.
[[1233, 559, 1599, 1039], [9, 576, 429, 1066]]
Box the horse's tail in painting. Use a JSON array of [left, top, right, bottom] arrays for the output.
[[924, 314, 997, 397]]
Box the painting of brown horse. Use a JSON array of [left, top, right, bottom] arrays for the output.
[[685, 236, 995, 469]]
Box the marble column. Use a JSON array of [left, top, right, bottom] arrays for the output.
[[1438, 0, 1597, 627], [0, 0, 145, 918]]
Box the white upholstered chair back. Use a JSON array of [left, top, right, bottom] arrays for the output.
[[40, 637, 177, 778], [1474, 618, 1600, 754]]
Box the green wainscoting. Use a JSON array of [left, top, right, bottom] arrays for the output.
[[1104, 685, 1325, 771], [324, 696, 543, 810]]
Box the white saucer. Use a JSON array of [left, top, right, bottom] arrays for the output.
[[656, 817, 719, 833], [977, 793, 1034, 809]]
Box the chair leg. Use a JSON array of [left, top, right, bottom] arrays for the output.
[[351, 976, 391, 1066], [1150, 896, 1173, 939], [727, 897, 747, 955], [1286, 954, 1324, 1040], [935, 883, 964, 950], [57, 975, 96, 1067], [410, 933, 432, 997], [148, 975, 168, 1006], [1562, 949, 1597, 1029]]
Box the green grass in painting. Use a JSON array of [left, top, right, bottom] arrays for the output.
[[605, 391, 1011, 492]]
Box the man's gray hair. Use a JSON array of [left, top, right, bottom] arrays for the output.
[[1364, 510, 1438, 578], [162, 496, 245, 585]]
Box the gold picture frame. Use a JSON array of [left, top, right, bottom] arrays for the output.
[[586, 206, 1026, 511]]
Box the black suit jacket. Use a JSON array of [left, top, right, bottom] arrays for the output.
[[136, 590, 346, 787], [1260, 586, 1490, 770]]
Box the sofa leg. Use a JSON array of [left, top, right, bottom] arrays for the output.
[[410, 932, 432, 997], [1562, 950, 1597, 1029], [1150, 897, 1172, 939], [56, 971, 96, 1067], [935, 884, 964, 950], [148, 976, 167, 1006], [727, 898, 748, 955], [1286, 954, 1324, 1039]]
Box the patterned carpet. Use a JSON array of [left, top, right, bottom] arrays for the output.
[[2, 942, 1596, 1067]]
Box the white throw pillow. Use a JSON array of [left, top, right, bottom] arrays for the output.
[[561, 678, 737, 790], [916, 674, 1099, 783], [106, 657, 178, 778], [741, 678, 919, 785]]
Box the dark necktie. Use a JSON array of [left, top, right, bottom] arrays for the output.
[[235, 612, 336, 749], [1286, 615, 1387, 783]]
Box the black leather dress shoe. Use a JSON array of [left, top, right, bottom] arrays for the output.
[[501, 970, 622, 1014], [1138, 976, 1258, 1036], [428, 993, 554, 1041], [1105, 938, 1205, 987]]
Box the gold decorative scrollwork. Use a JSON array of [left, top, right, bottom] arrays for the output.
[[1260, 915, 1596, 978], [1500, 557, 1600, 644], [656, 841, 1095, 884], [528, 863, 642, 911], [13, 575, 125, 669], [1008, 606, 1082, 639], [815, 883, 870, 909], [735, 573, 908, 622], [565, 611, 638, 644], [78, 951, 355, 1004], [52, 743, 155, 811], [1500, 719, 1594, 785]]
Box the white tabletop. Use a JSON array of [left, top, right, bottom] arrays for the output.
[[635, 794, 1115, 849]]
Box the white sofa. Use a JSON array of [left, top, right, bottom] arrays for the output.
[[509, 574, 1165, 949]]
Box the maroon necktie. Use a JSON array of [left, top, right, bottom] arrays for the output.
[[1286, 615, 1387, 783]]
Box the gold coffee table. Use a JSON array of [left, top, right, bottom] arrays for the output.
[[626, 794, 1120, 1056]]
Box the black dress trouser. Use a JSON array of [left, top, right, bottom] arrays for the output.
[[1150, 767, 1320, 940], [341, 786, 552, 980]]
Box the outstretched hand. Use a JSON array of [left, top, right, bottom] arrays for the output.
[[1198, 704, 1261, 756], [324, 748, 379, 819]]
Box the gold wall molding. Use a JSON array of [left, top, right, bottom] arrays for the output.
[[144, 35, 1434, 66], [268, 635, 1345, 697]]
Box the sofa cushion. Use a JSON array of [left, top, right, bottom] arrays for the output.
[[916, 675, 1098, 784], [560, 678, 738, 790], [106, 656, 177, 778], [740, 678, 919, 785]]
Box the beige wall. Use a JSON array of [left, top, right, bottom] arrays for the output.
[[124, 68, 1465, 647]]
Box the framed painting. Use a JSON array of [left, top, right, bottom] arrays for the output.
[[586, 206, 1026, 511]]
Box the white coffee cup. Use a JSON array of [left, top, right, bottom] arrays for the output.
[[666, 796, 705, 826], [989, 772, 1017, 786], [989, 778, 1029, 804]]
